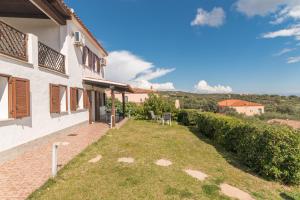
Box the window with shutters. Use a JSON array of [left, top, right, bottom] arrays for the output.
[[0, 75, 9, 119], [50, 84, 68, 114]]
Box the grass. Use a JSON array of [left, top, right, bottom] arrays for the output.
[[28, 120, 300, 200]]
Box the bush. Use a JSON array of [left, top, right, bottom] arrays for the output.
[[196, 112, 300, 184], [143, 94, 178, 120], [177, 109, 199, 126]]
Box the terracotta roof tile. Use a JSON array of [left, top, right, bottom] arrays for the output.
[[218, 99, 263, 107], [133, 88, 156, 94]]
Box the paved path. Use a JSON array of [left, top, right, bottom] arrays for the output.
[[0, 121, 117, 200]]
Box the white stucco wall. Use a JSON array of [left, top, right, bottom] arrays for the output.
[[0, 17, 107, 152], [107, 92, 150, 104], [233, 106, 265, 116]]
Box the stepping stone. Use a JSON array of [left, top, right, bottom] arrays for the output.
[[220, 183, 255, 200], [88, 155, 102, 163], [118, 157, 134, 163], [184, 169, 208, 181], [155, 159, 172, 167]]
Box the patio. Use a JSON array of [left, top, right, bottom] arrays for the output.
[[0, 119, 127, 200]]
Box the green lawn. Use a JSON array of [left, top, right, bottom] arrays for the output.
[[29, 120, 300, 200]]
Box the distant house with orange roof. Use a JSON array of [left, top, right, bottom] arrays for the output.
[[106, 88, 156, 104], [218, 99, 264, 116]]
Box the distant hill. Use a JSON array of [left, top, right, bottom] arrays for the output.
[[159, 91, 300, 120]]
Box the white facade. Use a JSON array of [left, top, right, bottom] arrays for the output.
[[0, 15, 107, 152]]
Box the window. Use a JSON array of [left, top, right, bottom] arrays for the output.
[[0, 76, 9, 119], [70, 87, 89, 111], [50, 84, 68, 113], [125, 96, 128, 103], [0, 75, 30, 119], [82, 45, 101, 73]]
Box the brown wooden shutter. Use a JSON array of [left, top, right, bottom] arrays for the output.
[[83, 90, 89, 109], [82, 46, 87, 65], [70, 87, 77, 111], [88, 48, 92, 68], [14, 78, 30, 118], [65, 86, 68, 111], [97, 57, 100, 73], [50, 84, 60, 113]]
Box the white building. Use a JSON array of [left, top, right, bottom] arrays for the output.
[[106, 88, 156, 104], [0, 0, 132, 152]]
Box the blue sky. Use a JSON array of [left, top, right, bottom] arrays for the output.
[[66, 0, 300, 94]]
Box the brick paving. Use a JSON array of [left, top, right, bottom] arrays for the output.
[[0, 121, 120, 200]]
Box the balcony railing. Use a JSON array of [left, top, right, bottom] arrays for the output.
[[0, 20, 27, 61], [38, 42, 65, 74]]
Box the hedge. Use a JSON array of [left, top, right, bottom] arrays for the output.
[[178, 109, 300, 184], [177, 109, 199, 126], [196, 112, 300, 184]]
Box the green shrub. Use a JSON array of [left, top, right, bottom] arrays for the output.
[[177, 109, 199, 126], [143, 94, 178, 120], [196, 112, 300, 184]]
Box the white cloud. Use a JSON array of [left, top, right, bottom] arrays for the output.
[[262, 25, 300, 39], [191, 7, 226, 27], [106, 50, 175, 91], [194, 80, 233, 94], [235, 0, 286, 17], [287, 56, 300, 63], [132, 80, 175, 91], [273, 48, 296, 56], [134, 68, 175, 81], [236, 0, 300, 40]]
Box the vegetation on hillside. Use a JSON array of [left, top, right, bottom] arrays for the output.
[[161, 91, 300, 120]]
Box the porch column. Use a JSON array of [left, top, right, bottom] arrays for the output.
[[122, 92, 126, 118], [111, 89, 116, 127]]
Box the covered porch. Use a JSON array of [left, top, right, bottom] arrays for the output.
[[83, 77, 133, 128]]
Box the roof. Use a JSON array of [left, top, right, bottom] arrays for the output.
[[83, 77, 133, 93], [218, 99, 263, 107], [132, 88, 156, 94], [32, 0, 108, 56]]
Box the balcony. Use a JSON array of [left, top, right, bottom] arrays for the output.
[[0, 20, 27, 61], [0, 20, 66, 75], [38, 42, 65, 74]]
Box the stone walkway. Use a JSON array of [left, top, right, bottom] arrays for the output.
[[0, 120, 125, 200]]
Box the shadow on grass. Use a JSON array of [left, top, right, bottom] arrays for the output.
[[187, 125, 270, 182], [280, 192, 296, 200]]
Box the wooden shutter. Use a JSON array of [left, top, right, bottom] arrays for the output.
[[82, 46, 87, 65], [88, 48, 92, 68], [83, 90, 89, 109], [12, 78, 30, 118], [50, 84, 60, 113], [96, 57, 100, 73], [70, 87, 77, 111]]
